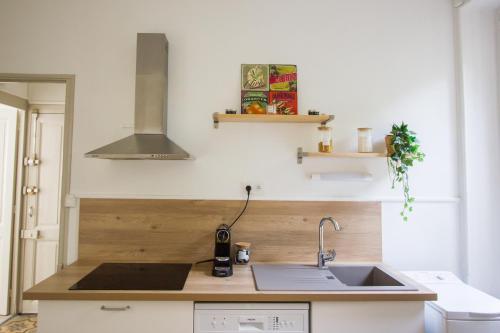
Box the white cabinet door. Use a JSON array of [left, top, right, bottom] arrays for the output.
[[311, 301, 424, 333], [0, 106, 18, 315], [37, 300, 193, 333]]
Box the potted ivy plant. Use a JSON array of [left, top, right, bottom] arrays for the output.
[[385, 122, 425, 221]]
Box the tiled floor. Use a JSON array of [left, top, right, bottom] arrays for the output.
[[0, 315, 37, 333]]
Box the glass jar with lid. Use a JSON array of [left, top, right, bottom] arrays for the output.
[[357, 128, 373, 153], [318, 125, 333, 153]]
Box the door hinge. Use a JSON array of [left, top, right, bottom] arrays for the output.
[[22, 186, 39, 195], [23, 156, 40, 166], [20, 229, 39, 240]]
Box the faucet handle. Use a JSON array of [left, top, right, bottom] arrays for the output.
[[325, 249, 336, 262], [323, 250, 337, 261]]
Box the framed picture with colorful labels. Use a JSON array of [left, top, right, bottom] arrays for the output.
[[269, 64, 297, 91], [240, 64, 298, 114], [241, 91, 268, 114], [241, 64, 269, 91], [269, 91, 298, 115]]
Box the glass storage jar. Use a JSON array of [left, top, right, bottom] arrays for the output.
[[357, 128, 373, 153], [318, 125, 333, 153], [234, 242, 251, 265]]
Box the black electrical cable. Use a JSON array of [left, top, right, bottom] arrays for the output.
[[228, 185, 251, 230], [194, 185, 252, 265]]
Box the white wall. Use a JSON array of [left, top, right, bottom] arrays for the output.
[[0, 82, 27, 99], [456, 0, 500, 297], [27, 83, 65, 105], [0, 82, 65, 104], [0, 0, 461, 275]]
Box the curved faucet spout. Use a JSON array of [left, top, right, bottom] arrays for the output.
[[318, 217, 341, 269], [319, 217, 341, 252]]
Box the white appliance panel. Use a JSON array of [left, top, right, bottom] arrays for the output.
[[404, 271, 500, 333], [448, 319, 500, 333], [194, 303, 309, 333]]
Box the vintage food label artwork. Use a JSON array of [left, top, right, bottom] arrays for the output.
[[241, 64, 269, 91], [269, 64, 297, 91], [269, 91, 298, 115], [241, 91, 269, 114]]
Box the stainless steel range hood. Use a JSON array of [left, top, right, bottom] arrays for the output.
[[85, 33, 192, 160]]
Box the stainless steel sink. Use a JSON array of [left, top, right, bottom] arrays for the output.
[[252, 264, 417, 291]]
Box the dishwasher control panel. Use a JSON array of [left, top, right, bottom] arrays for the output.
[[194, 303, 309, 333]]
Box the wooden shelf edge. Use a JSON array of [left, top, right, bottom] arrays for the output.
[[305, 152, 387, 158], [297, 147, 387, 164], [213, 113, 334, 128]]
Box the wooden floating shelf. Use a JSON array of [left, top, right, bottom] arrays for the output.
[[297, 148, 387, 164], [213, 113, 334, 128], [303, 152, 387, 158]]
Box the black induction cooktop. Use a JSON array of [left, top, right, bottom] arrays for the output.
[[69, 263, 192, 291]]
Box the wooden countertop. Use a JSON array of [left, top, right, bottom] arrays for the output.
[[24, 261, 437, 302]]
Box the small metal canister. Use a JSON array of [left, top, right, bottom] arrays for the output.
[[234, 242, 251, 265]]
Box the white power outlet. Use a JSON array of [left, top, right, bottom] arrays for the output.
[[242, 183, 263, 193]]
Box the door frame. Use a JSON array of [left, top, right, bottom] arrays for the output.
[[0, 91, 27, 317], [0, 104, 20, 316], [0, 74, 75, 314]]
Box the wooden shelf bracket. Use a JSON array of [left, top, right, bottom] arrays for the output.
[[297, 147, 305, 164]]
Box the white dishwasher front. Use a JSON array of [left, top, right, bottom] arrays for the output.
[[194, 303, 309, 333]]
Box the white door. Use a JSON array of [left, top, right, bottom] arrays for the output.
[[0, 106, 18, 315], [21, 112, 64, 313]]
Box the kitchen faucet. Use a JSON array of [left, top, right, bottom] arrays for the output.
[[317, 217, 341, 269]]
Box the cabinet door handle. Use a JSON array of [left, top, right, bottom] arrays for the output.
[[100, 305, 131, 311]]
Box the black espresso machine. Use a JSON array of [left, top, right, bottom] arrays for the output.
[[212, 224, 233, 277], [210, 185, 252, 277]]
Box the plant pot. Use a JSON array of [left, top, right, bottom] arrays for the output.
[[385, 135, 395, 156]]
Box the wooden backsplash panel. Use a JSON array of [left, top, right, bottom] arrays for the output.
[[78, 199, 381, 263]]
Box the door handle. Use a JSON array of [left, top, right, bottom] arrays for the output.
[[23, 156, 40, 166], [100, 305, 131, 312], [23, 186, 39, 195]]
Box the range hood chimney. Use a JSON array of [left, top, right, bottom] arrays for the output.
[[85, 33, 192, 160]]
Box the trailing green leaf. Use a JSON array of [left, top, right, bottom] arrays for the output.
[[386, 122, 425, 222]]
